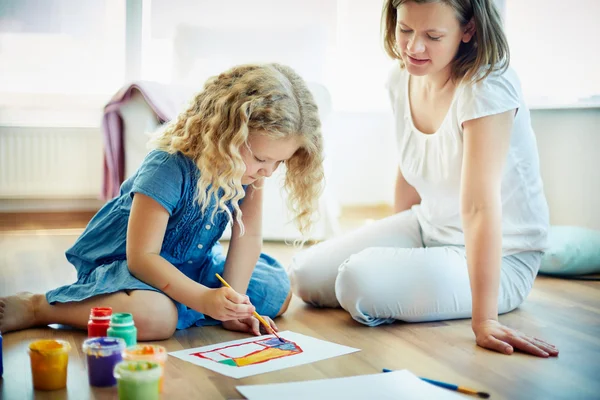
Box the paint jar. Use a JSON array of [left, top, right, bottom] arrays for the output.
[[0, 332, 3, 377], [82, 336, 126, 387], [114, 360, 162, 400], [107, 313, 137, 347], [28, 339, 71, 391], [123, 345, 167, 392], [88, 307, 113, 337]]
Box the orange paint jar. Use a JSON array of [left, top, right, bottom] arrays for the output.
[[28, 339, 71, 391], [122, 345, 167, 392]]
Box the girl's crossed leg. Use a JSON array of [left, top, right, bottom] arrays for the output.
[[0, 288, 291, 340], [0, 290, 178, 340]]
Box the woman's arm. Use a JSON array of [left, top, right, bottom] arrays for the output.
[[126, 193, 253, 321], [221, 180, 264, 293], [461, 111, 512, 325], [461, 110, 557, 358], [394, 166, 421, 213]]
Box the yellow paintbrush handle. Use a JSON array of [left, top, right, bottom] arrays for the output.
[[252, 312, 273, 331], [215, 273, 277, 335], [215, 273, 233, 289]]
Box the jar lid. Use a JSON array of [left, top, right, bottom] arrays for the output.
[[110, 312, 134, 327], [90, 307, 113, 319], [114, 360, 162, 382], [29, 339, 71, 355], [123, 345, 168, 362], [82, 336, 126, 355]]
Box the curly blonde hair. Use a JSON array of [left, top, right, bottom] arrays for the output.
[[150, 63, 324, 237]]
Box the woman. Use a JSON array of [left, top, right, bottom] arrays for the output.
[[289, 0, 558, 358]]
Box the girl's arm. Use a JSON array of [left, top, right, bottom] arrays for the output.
[[219, 179, 281, 336], [394, 166, 421, 213], [126, 193, 254, 321], [461, 110, 557, 358], [221, 180, 264, 294]]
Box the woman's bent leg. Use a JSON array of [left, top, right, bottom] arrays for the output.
[[289, 209, 423, 308]]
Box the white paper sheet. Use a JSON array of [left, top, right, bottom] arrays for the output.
[[168, 331, 360, 379], [237, 370, 465, 400]]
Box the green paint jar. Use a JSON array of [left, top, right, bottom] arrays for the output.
[[114, 360, 161, 400], [107, 313, 137, 347]]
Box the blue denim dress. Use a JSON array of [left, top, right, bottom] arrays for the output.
[[46, 150, 290, 329]]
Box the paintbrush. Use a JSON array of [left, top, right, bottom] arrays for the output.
[[383, 369, 490, 398], [215, 273, 285, 343]]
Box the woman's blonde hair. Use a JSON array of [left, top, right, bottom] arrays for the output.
[[382, 0, 510, 83], [151, 63, 324, 237]]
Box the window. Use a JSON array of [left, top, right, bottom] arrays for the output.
[[0, 0, 126, 123], [3, 0, 597, 127], [139, 1, 336, 88], [139, 0, 395, 113], [0, 0, 394, 120], [332, 0, 395, 113]]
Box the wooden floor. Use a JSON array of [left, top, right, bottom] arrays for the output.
[[1, 211, 599, 399]]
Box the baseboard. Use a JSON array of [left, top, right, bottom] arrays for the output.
[[0, 202, 395, 234], [0, 198, 105, 213], [0, 201, 393, 216]]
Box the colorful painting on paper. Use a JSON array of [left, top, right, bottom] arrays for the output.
[[191, 337, 303, 367], [168, 331, 360, 379]]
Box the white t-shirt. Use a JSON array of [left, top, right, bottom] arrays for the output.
[[386, 65, 549, 255]]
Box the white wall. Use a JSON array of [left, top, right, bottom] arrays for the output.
[[1, 109, 599, 231], [325, 107, 600, 230], [325, 111, 397, 206], [532, 108, 600, 229]]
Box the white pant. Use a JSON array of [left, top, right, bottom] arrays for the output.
[[288, 209, 541, 326]]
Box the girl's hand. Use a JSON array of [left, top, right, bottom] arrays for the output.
[[198, 287, 255, 321], [472, 320, 559, 358], [222, 315, 278, 336]]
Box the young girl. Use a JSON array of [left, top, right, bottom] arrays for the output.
[[0, 63, 324, 340], [290, 0, 559, 358]]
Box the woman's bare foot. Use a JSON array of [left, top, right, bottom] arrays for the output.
[[0, 292, 41, 333]]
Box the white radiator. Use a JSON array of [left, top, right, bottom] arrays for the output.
[[0, 127, 103, 198]]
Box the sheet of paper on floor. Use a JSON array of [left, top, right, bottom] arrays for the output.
[[237, 370, 465, 400], [168, 330, 360, 379]]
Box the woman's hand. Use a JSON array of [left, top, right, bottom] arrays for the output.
[[222, 315, 278, 336], [196, 287, 255, 321], [472, 320, 559, 357]]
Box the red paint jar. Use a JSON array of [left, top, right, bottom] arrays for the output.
[[88, 307, 113, 337]]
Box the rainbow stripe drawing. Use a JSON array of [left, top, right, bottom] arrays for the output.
[[169, 331, 360, 379], [192, 337, 303, 367]]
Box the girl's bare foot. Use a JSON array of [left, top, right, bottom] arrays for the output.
[[0, 292, 41, 333]]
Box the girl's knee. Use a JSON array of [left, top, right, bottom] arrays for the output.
[[276, 290, 292, 317], [130, 291, 178, 341], [273, 274, 291, 317], [251, 266, 291, 319]]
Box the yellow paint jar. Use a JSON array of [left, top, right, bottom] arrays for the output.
[[28, 339, 71, 391]]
